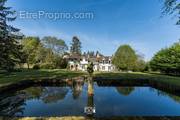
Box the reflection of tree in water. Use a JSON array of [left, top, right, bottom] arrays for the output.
[[0, 86, 69, 116], [0, 91, 26, 116], [116, 87, 135, 96], [23, 87, 44, 99], [169, 95, 180, 103], [22, 87, 69, 103], [150, 88, 180, 103], [72, 82, 84, 99], [41, 87, 69, 103]]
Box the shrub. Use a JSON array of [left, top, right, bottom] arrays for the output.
[[33, 64, 40, 69], [40, 63, 55, 69], [87, 62, 94, 75]]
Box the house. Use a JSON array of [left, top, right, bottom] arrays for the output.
[[64, 52, 115, 72], [98, 56, 115, 71]]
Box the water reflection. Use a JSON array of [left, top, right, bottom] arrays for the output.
[[0, 92, 26, 116], [23, 87, 69, 104], [116, 87, 135, 96], [0, 79, 85, 116], [72, 80, 84, 99], [41, 87, 69, 103], [1, 78, 180, 117], [86, 77, 95, 117], [23, 87, 43, 99], [149, 87, 180, 104]]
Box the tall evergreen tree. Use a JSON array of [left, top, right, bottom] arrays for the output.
[[70, 36, 81, 55], [0, 0, 23, 71]]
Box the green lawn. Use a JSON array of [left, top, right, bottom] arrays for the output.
[[94, 72, 180, 87], [0, 69, 86, 87], [1, 70, 180, 88]]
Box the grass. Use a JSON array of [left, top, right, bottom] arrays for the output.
[[1, 69, 180, 88], [94, 72, 180, 87], [0, 69, 86, 87]]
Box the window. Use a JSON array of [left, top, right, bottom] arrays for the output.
[[108, 66, 111, 71], [102, 66, 105, 70]]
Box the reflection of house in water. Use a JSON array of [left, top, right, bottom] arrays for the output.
[[64, 51, 115, 72]]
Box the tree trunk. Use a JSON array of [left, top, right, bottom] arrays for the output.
[[27, 63, 30, 69]]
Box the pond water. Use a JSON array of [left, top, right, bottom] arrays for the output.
[[0, 81, 180, 117]]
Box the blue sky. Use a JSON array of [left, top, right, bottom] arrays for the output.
[[7, 0, 180, 61]]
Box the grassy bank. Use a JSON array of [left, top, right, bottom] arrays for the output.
[[94, 72, 180, 87], [0, 69, 86, 87], [1, 70, 180, 88]]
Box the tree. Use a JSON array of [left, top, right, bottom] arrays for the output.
[[70, 36, 82, 55], [22, 36, 68, 69], [112, 45, 138, 71], [134, 55, 146, 72], [42, 36, 69, 69], [34, 43, 49, 64], [21, 37, 41, 69], [150, 42, 180, 75], [0, 0, 23, 71], [163, 0, 180, 25], [88, 51, 95, 57], [42, 36, 68, 55], [53, 55, 68, 69]]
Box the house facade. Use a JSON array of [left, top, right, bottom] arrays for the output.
[[64, 52, 115, 72]]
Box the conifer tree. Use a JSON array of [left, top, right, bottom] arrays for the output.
[[0, 0, 23, 71], [70, 36, 82, 55]]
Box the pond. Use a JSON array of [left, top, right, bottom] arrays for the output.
[[0, 79, 180, 117]]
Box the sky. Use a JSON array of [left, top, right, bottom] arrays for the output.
[[6, 0, 180, 61]]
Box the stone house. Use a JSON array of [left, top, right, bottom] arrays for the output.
[[64, 52, 115, 72]]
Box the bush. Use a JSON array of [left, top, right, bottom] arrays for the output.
[[87, 62, 94, 75], [40, 63, 55, 69], [33, 64, 40, 69]]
